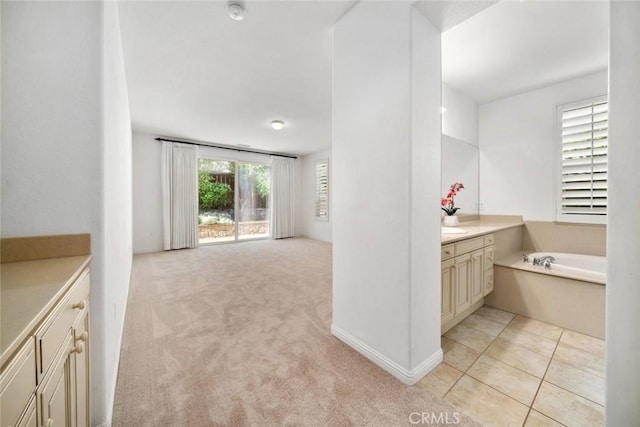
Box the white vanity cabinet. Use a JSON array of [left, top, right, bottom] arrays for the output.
[[36, 268, 90, 427], [1, 259, 90, 427], [441, 234, 494, 333], [0, 340, 37, 427]]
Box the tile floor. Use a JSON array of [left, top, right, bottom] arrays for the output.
[[417, 306, 605, 426]]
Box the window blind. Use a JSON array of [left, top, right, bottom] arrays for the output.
[[315, 160, 329, 221], [560, 98, 608, 216]]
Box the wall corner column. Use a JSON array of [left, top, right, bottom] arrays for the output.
[[606, 1, 640, 423], [332, 2, 442, 384]]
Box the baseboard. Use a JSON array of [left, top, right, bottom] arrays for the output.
[[331, 324, 443, 385]]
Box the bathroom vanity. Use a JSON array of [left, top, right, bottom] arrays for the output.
[[440, 218, 522, 334], [0, 235, 91, 427]]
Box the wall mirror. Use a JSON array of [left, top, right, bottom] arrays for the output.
[[441, 135, 479, 215]]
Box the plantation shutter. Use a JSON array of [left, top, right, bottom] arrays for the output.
[[560, 97, 608, 217], [315, 160, 329, 221]]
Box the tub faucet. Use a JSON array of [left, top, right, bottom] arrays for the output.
[[533, 255, 556, 267], [523, 254, 530, 263]]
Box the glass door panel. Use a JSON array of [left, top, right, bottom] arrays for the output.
[[198, 159, 236, 243], [238, 163, 271, 240]]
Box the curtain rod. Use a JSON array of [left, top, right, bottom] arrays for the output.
[[155, 137, 298, 159]]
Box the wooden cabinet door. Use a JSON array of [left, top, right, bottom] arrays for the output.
[[484, 269, 494, 296], [39, 333, 73, 427], [16, 397, 37, 427], [484, 245, 494, 272], [470, 249, 484, 304], [441, 259, 456, 324], [454, 253, 472, 313], [73, 309, 90, 427]]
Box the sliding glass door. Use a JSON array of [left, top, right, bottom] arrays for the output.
[[198, 159, 236, 243], [198, 158, 270, 244], [238, 163, 270, 240]]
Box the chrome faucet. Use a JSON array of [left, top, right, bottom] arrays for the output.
[[533, 255, 556, 268]]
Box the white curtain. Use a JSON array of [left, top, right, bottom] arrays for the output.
[[270, 156, 295, 239], [161, 141, 199, 250]]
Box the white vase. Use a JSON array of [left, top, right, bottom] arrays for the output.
[[443, 215, 459, 227]]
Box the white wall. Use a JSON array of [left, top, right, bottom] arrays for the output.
[[301, 148, 332, 242], [409, 8, 443, 373], [332, 2, 442, 383], [607, 1, 640, 423], [100, 2, 133, 424], [132, 132, 164, 253], [2, 1, 102, 237], [1, 2, 133, 425], [132, 132, 303, 253], [479, 70, 607, 220], [442, 83, 479, 146]]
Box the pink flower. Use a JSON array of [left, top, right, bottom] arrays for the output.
[[441, 182, 464, 215]]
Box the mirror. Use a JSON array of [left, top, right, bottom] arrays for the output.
[[441, 134, 479, 215], [440, 80, 480, 216]]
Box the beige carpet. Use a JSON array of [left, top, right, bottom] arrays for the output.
[[112, 238, 479, 426]]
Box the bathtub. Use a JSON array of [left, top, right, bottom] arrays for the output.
[[527, 252, 606, 284], [486, 251, 606, 338]]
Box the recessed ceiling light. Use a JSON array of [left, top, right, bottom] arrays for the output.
[[271, 120, 285, 130], [228, 1, 245, 21]]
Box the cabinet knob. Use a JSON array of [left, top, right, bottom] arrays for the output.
[[445, 251, 451, 256], [71, 342, 84, 354], [76, 331, 88, 342], [72, 301, 86, 310]]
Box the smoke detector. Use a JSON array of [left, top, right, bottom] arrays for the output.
[[228, 1, 245, 21]]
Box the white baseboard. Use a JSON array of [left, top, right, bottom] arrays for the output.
[[331, 324, 443, 385]]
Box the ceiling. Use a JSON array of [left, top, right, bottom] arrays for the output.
[[118, 1, 355, 156], [119, 0, 609, 155], [442, 0, 609, 104], [414, 0, 498, 32]]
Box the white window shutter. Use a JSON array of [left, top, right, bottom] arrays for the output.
[[559, 97, 608, 221], [315, 160, 329, 221]]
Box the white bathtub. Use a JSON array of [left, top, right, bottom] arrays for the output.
[[527, 252, 606, 283], [487, 255, 606, 337]]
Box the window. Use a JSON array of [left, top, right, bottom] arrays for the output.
[[557, 96, 608, 223], [315, 159, 329, 221]]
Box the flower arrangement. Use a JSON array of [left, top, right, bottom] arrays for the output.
[[441, 182, 465, 216]]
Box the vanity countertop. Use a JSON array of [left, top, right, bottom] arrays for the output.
[[441, 218, 523, 244], [1, 255, 91, 366], [0, 234, 91, 367]]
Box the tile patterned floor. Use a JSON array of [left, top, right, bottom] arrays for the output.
[[417, 306, 605, 426]]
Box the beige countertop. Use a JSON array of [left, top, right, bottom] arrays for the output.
[[441, 218, 524, 244], [1, 255, 91, 367]]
